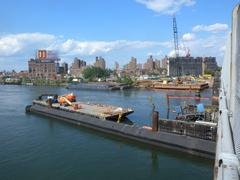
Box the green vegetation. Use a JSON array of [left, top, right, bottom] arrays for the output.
[[20, 77, 31, 84], [204, 70, 215, 76], [67, 77, 74, 83], [31, 78, 67, 86], [217, 67, 222, 72], [82, 66, 111, 81], [116, 75, 134, 85]]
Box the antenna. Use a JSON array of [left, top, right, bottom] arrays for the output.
[[173, 15, 179, 57]]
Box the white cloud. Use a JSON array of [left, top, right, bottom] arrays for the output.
[[0, 33, 171, 59], [168, 35, 227, 64], [136, 0, 195, 15], [50, 39, 171, 56], [0, 32, 227, 70], [0, 33, 56, 56], [192, 23, 228, 33], [56, 39, 115, 55], [168, 49, 186, 57], [182, 33, 195, 41]]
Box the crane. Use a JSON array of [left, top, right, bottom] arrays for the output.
[[173, 16, 179, 57], [173, 16, 191, 58]]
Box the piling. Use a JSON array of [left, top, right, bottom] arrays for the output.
[[48, 98, 52, 108], [195, 90, 201, 97], [152, 111, 159, 131]]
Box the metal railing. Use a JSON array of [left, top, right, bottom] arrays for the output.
[[159, 119, 217, 141], [214, 4, 240, 180]]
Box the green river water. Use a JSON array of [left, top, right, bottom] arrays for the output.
[[0, 85, 213, 179]]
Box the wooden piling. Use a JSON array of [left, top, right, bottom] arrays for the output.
[[152, 111, 159, 132], [48, 98, 52, 108]]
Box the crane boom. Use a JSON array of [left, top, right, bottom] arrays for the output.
[[173, 16, 179, 57]]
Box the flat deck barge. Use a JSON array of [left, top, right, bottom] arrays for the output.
[[26, 95, 216, 159], [152, 82, 209, 90], [136, 80, 209, 90], [67, 82, 131, 91], [32, 99, 133, 120]]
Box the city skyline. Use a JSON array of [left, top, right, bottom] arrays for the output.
[[0, 0, 238, 71]]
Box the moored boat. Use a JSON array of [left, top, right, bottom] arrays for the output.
[[27, 94, 134, 121]]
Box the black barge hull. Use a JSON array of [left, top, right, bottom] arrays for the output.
[[28, 104, 216, 159]]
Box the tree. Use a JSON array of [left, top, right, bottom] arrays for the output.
[[204, 70, 215, 76], [67, 77, 74, 83], [116, 75, 134, 85], [82, 66, 111, 81]]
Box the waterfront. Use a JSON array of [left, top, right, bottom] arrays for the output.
[[0, 85, 213, 179]]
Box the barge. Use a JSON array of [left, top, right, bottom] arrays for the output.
[[152, 82, 209, 90], [136, 80, 209, 90], [26, 94, 216, 159], [28, 94, 134, 121], [67, 82, 131, 91]]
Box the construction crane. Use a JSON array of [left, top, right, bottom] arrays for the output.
[[173, 16, 179, 57], [173, 16, 191, 58]]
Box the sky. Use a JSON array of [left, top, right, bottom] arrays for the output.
[[0, 0, 239, 71]]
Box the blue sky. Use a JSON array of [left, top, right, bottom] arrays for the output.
[[0, 0, 239, 70]]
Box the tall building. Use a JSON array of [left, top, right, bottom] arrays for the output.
[[28, 50, 60, 80], [202, 57, 218, 73], [162, 56, 168, 69], [167, 56, 217, 77], [94, 56, 106, 69], [61, 62, 68, 74], [143, 55, 154, 71], [124, 57, 137, 74], [143, 55, 161, 74], [70, 57, 87, 77], [114, 62, 120, 71], [154, 60, 161, 70], [137, 63, 142, 70]]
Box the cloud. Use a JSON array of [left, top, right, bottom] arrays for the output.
[[55, 39, 116, 55], [0, 33, 56, 56], [192, 23, 228, 33], [49, 39, 171, 57], [0, 32, 227, 70], [168, 49, 186, 57], [0, 33, 171, 58], [168, 34, 227, 64], [182, 33, 196, 41], [136, 0, 195, 15]]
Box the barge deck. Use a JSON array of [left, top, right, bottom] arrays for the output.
[[33, 99, 133, 120], [152, 82, 209, 90], [67, 82, 132, 91]]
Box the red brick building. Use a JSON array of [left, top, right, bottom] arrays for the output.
[[28, 50, 60, 80]]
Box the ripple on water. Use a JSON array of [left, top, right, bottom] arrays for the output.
[[0, 85, 213, 180]]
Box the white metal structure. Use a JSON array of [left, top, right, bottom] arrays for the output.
[[214, 4, 240, 180]]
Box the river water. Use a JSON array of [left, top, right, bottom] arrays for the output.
[[0, 85, 213, 179]]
